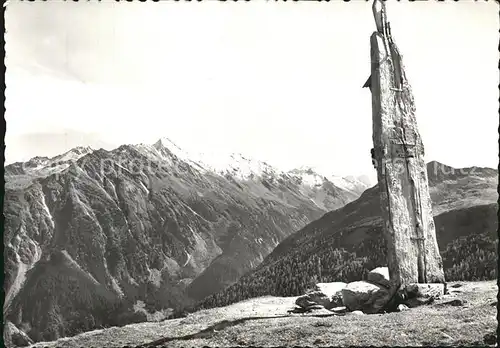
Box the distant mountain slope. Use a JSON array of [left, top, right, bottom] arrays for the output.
[[198, 162, 498, 309], [3, 139, 367, 343], [7, 250, 123, 342]]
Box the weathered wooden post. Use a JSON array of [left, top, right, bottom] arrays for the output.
[[364, 0, 446, 291]]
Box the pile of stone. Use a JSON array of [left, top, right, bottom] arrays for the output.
[[292, 267, 446, 315], [294, 282, 347, 314]]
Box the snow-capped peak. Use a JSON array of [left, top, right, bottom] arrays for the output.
[[288, 166, 326, 187], [347, 175, 374, 187], [289, 166, 322, 176], [151, 137, 206, 170], [51, 146, 94, 163], [153, 137, 182, 153], [148, 137, 370, 190], [202, 152, 278, 180], [7, 146, 95, 178], [72, 146, 93, 155], [150, 138, 280, 180], [328, 174, 370, 194], [26, 156, 50, 166], [287, 166, 371, 193]]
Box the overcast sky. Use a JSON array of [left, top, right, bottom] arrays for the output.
[[5, 0, 498, 181]]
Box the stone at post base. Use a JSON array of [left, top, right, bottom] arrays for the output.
[[398, 283, 445, 308], [341, 280, 396, 314], [396, 304, 409, 312], [367, 267, 391, 288], [364, 269, 445, 312]]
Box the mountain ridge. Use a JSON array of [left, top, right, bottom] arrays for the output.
[[5, 139, 370, 195], [3, 139, 368, 343]]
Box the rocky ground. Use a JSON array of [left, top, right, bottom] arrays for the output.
[[28, 280, 498, 348]]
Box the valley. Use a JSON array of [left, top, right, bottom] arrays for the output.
[[3, 142, 497, 346], [3, 140, 368, 343]]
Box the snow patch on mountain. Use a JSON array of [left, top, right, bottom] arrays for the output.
[[288, 167, 325, 187], [60, 250, 101, 285], [41, 192, 55, 228], [347, 174, 374, 188], [25, 157, 50, 169], [139, 181, 150, 195], [309, 197, 323, 209], [287, 166, 369, 197], [134, 143, 173, 166], [150, 138, 282, 180], [9, 138, 368, 198], [52, 146, 93, 163], [329, 175, 368, 194], [152, 138, 205, 171], [5, 147, 94, 183], [202, 153, 277, 180], [153, 138, 190, 162], [182, 251, 192, 267]]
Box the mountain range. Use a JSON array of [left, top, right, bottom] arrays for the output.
[[3, 139, 369, 343]]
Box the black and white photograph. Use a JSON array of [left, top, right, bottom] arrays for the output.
[[3, 0, 499, 347]]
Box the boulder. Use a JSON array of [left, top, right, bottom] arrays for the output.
[[314, 282, 347, 298], [288, 304, 326, 314], [405, 296, 434, 308], [405, 283, 445, 299], [330, 291, 344, 308], [305, 304, 326, 311], [307, 291, 332, 308], [331, 306, 348, 314], [349, 310, 365, 316], [295, 296, 317, 309], [396, 304, 409, 312], [296, 283, 347, 310], [309, 307, 336, 315], [314, 338, 326, 345], [314, 282, 347, 308], [341, 281, 392, 314], [399, 283, 444, 308], [296, 291, 331, 309], [367, 267, 392, 288], [484, 332, 497, 345], [437, 299, 467, 307]]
